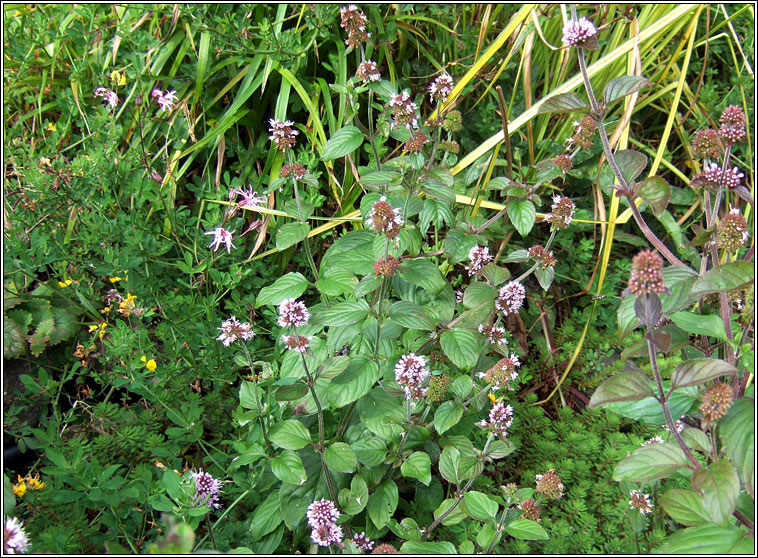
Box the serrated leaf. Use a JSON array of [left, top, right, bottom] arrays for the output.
[[659, 489, 709, 526], [690, 262, 754, 297], [444, 229, 478, 264], [506, 519, 549, 540], [353, 436, 388, 467], [398, 259, 447, 295], [719, 398, 754, 498], [327, 357, 379, 408], [434, 401, 464, 435], [638, 176, 670, 217], [275, 222, 310, 251], [440, 329, 480, 369], [313, 299, 370, 326], [671, 358, 737, 389], [256, 272, 308, 307], [615, 149, 648, 186], [537, 92, 589, 114], [438, 446, 461, 485], [321, 230, 375, 275], [507, 200, 536, 237], [367, 478, 398, 530], [321, 126, 364, 161], [401, 452, 432, 486], [271, 450, 307, 485], [486, 439, 516, 459], [603, 75, 651, 105], [681, 427, 713, 455], [250, 492, 283, 540], [589, 371, 655, 407], [389, 301, 438, 331], [480, 263, 510, 286], [4, 315, 27, 358], [653, 524, 750, 554], [669, 312, 727, 341], [268, 420, 312, 450], [613, 443, 690, 481], [691, 459, 739, 524], [534, 266, 554, 292], [462, 491, 498, 520], [324, 442, 357, 473]]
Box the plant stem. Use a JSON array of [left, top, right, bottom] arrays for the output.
[[241, 344, 274, 455], [486, 500, 511, 554], [394, 397, 414, 462], [205, 515, 217, 550]]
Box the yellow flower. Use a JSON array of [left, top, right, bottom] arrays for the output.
[[488, 392, 497, 403], [90, 322, 108, 338], [47, 122, 57, 132], [140, 355, 147, 363], [146, 359, 157, 371], [58, 279, 73, 288], [28, 478, 45, 490], [109, 276, 122, 283], [89, 324, 100, 332], [12, 482, 26, 498], [110, 70, 127, 87]]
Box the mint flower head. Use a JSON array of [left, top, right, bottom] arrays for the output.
[[561, 16, 598, 49], [282, 334, 310, 353], [217, 316, 255, 346], [478, 401, 514, 435], [277, 298, 310, 328], [717, 208, 749, 253], [428, 73, 454, 102], [352, 532, 374, 551], [703, 162, 744, 190], [545, 195, 575, 229], [268, 118, 299, 151], [311, 523, 344, 547], [388, 90, 419, 130], [3, 517, 29, 554], [356, 60, 381, 82], [627, 249, 665, 295], [495, 281, 526, 316], [366, 196, 403, 239], [719, 105, 746, 145], [478, 355, 520, 391], [629, 490, 654, 515], [394, 353, 430, 401], [535, 469, 564, 500], [191, 469, 223, 509], [691, 128, 723, 159], [466, 245, 492, 276], [307, 498, 340, 528], [339, 4, 370, 48]]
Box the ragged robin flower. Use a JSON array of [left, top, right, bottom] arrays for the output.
[[627, 249, 665, 295], [94, 86, 118, 110], [205, 227, 236, 253]]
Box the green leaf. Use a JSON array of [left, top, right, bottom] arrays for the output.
[[421, 175, 456, 203], [480, 263, 510, 286], [440, 329, 480, 369], [507, 200, 536, 237], [270, 450, 307, 485], [444, 229, 478, 264], [690, 262, 754, 297], [353, 436, 388, 466], [669, 312, 727, 341], [398, 259, 447, 296], [681, 427, 713, 455], [339, 475, 369, 515], [255, 272, 309, 307], [449, 375, 472, 400], [389, 301, 438, 331], [327, 357, 379, 408], [313, 300, 370, 326], [615, 149, 648, 186], [321, 126, 364, 161], [638, 176, 670, 218], [504, 249, 530, 263], [487, 439, 516, 459], [506, 519, 550, 540], [671, 358, 737, 389], [367, 478, 398, 530], [357, 388, 405, 440], [275, 222, 310, 251], [4, 315, 27, 358], [719, 398, 754, 498], [321, 230, 375, 275], [434, 401, 464, 435], [275, 382, 309, 402], [589, 371, 655, 407], [250, 492, 283, 540], [324, 442, 357, 473], [268, 419, 312, 450], [537, 92, 589, 113], [400, 541, 457, 554], [603, 387, 698, 425], [463, 282, 496, 310], [315, 268, 358, 297], [239, 381, 264, 411], [401, 452, 432, 486], [462, 491, 498, 520], [432, 497, 467, 526], [534, 266, 554, 292], [659, 489, 710, 526], [691, 459, 739, 525], [438, 446, 461, 485], [603, 75, 651, 104], [388, 517, 422, 542], [653, 524, 751, 554], [613, 443, 690, 481]]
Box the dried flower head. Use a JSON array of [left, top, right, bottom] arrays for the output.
[[519, 498, 542, 522], [467, 245, 493, 276], [388, 90, 419, 130], [629, 490, 654, 514], [191, 469, 223, 509], [691, 128, 723, 159], [205, 227, 236, 253], [281, 164, 307, 180], [478, 401, 514, 435], [495, 281, 526, 316], [152, 88, 178, 112], [311, 522, 344, 547], [394, 353, 430, 401], [373, 255, 400, 277], [366, 196, 403, 238], [339, 4, 370, 48], [307, 498, 340, 528], [443, 110, 462, 132], [405, 131, 429, 154], [356, 60, 381, 82], [282, 334, 311, 353], [3, 517, 29, 554], [268, 118, 299, 151], [528, 245, 556, 269], [567, 116, 597, 151], [535, 469, 564, 500], [479, 355, 520, 391], [478, 324, 508, 346], [717, 208, 749, 252], [440, 140, 460, 154], [428, 73, 454, 102], [719, 105, 746, 145], [426, 374, 450, 402], [628, 249, 665, 295], [562, 16, 598, 48], [700, 382, 734, 422], [217, 316, 255, 346], [94, 86, 119, 110], [545, 195, 575, 229], [352, 532, 375, 551], [372, 543, 398, 554], [554, 154, 573, 173]]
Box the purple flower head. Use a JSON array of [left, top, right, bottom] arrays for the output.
[[495, 281, 526, 316], [3, 517, 29, 554], [394, 353, 430, 401], [466, 245, 492, 276], [719, 105, 746, 145], [94, 87, 119, 110], [628, 249, 665, 295], [478, 401, 514, 435], [535, 469, 564, 500], [545, 195, 575, 229], [153, 88, 178, 112], [234, 187, 266, 209], [282, 334, 311, 353], [428, 73, 454, 102], [191, 469, 224, 509], [356, 60, 381, 82], [205, 227, 236, 253], [306, 499, 341, 528], [388, 90, 419, 130], [268, 118, 299, 151], [478, 324, 508, 346], [352, 532, 374, 551], [339, 5, 370, 48], [311, 522, 344, 547], [217, 316, 255, 346], [366, 196, 403, 238], [703, 162, 744, 190], [278, 298, 310, 328], [561, 17, 598, 48]]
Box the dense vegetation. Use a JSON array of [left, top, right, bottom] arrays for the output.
[[3, 4, 754, 555]]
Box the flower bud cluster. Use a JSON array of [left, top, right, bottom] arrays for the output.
[[268, 119, 299, 152], [719, 105, 746, 145], [388, 91, 419, 130], [566, 116, 596, 152], [366, 196, 403, 238], [356, 60, 381, 82], [339, 4, 370, 48], [627, 249, 665, 295], [691, 128, 722, 159], [478, 355, 520, 391], [528, 245, 556, 269], [717, 208, 749, 252], [544, 196, 575, 229]]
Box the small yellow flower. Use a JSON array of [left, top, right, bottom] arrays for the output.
[[140, 355, 147, 363], [26, 473, 44, 490], [58, 279, 73, 288], [145, 359, 157, 371], [110, 70, 127, 87], [89, 324, 100, 332], [12, 482, 26, 498], [488, 392, 497, 403], [101, 307, 111, 314], [47, 122, 57, 132], [109, 276, 122, 283], [90, 322, 108, 338]]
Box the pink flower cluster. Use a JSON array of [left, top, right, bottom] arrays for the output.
[[217, 316, 255, 346], [278, 298, 310, 328], [307, 499, 343, 547], [478, 401, 514, 435], [394, 353, 430, 401], [466, 245, 492, 276], [495, 281, 526, 316]]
